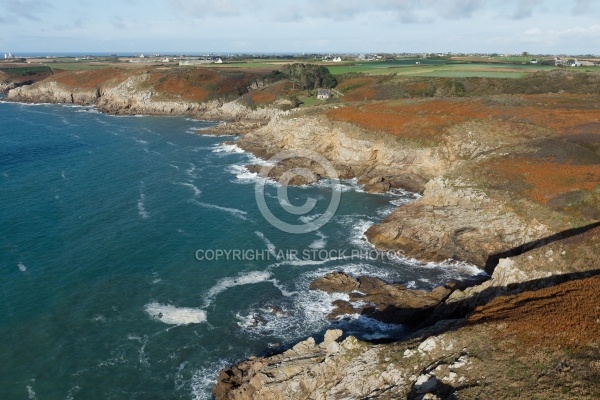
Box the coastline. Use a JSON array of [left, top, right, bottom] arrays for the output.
[[5, 71, 600, 399]]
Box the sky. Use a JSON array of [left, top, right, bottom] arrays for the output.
[[0, 0, 599, 55]]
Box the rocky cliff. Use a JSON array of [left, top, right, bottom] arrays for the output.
[[215, 276, 600, 400], [238, 113, 450, 194], [6, 68, 284, 121], [238, 105, 589, 269], [218, 95, 600, 399]]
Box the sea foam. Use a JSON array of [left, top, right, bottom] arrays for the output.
[[212, 143, 244, 155], [204, 271, 272, 306], [137, 192, 149, 219], [144, 303, 207, 325], [190, 200, 247, 220]]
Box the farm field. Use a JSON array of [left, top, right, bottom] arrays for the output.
[[328, 60, 561, 78]]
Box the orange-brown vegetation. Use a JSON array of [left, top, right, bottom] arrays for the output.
[[496, 94, 600, 135], [239, 81, 293, 108], [51, 68, 128, 89], [251, 91, 277, 104], [327, 95, 600, 141], [327, 98, 486, 140], [336, 77, 379, 102], [483, 158, 600, 205], [47, 67, 266, 102], [468, 276, 600, 350], [149, 69, 264, 102], [149, 71, 209, 102]]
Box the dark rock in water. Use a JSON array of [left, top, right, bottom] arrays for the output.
[[248, 314, 267, 328], [328, 300, 357, 319], [310, 271, 451, 326], [362, 176, 392, 193], [309, 271, 359, 293]]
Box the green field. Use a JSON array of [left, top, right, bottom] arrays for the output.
[[326, 60, 561, 78], [298, 95, 323, 108]]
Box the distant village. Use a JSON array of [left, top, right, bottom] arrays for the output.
[[3, 51, 600, 68]]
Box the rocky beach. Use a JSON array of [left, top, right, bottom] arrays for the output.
[[3, 65, 600, 399]]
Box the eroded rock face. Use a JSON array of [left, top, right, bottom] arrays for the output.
[[6, 74, 285, 121], [213, 329, 414, 400], [366, 177, 551, 267], [237, 115, 446, 194], [7, 81, 100, 104], [215, 276, 600, 400], [0, 81, 19, 94]]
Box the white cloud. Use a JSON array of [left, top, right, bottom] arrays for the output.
[[516, 24, 600, 50]]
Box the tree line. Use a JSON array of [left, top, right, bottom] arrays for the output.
[[278, 64, 337, 90]]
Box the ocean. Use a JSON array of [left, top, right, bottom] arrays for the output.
[[0, 100, 482, 399]]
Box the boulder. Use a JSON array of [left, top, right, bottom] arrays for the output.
[[309, 271, 359, 293]]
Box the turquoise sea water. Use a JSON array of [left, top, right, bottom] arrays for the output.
[[0, 100, 482, 399]]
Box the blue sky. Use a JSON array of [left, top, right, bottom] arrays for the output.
[[1, 0, 599, 54]]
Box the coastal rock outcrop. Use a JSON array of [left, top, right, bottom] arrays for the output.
[[238, 114, 449, 193], [7, 81, 100, 104], [215, 276, 600, 400], [6, 72, 285, 122], [0, 81, 19, 94], [366, 177, 551, 267], [214, 329, 415, 400], [310, 272, 452, 325]]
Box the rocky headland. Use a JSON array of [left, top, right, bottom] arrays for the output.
[[6, 67, 600, 399]]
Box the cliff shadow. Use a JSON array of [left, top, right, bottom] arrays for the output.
[[484, 221, 600, 275], [416, 268, 600, 332]]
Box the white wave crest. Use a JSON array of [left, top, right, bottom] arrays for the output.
[[212, 143, 244, 154], [227, 164, 259, 184], [299, 213, 322, 224], [185, 163, 198, 178], [309, 231, 328, 250], [345, 218, 375, 248], [191, 359, 231, 400], [138, 192, 149, 220], [178, 182, 201, 197], [255, 231, 277, 257], [190, 200, 247, 220], [144, 303, 207, 325], [204, 271, 272, 306]]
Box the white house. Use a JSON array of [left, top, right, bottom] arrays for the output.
[[214, 58, 223, 64], [332, 57, 342, 62], [317, 89, 332, 100]]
